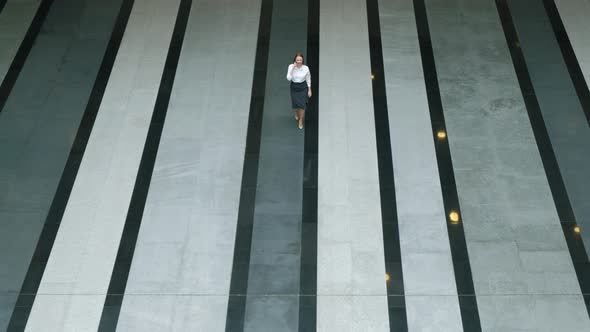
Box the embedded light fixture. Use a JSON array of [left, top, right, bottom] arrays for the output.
[[574, 226, 581, 234], [437, 131, 447, 139], [449, 211, 460, 224], [385, 273, 390, 282], [371, 73, 375, 80]]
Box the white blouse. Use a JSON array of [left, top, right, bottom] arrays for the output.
[[286, 64, 311, 87]]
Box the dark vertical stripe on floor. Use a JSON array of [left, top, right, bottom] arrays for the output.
[[96, 0, 192, 330], [543, 0, 590, 127], [225, 0, 272, 330], [495, 0, 590, 318], [0, 0, 7, 14], [298, 0, 319, 330], [366, 0, 407, 331], [4, 0, 135, 330], [413, 0, 482, 330], [0, 0, 54, 113]]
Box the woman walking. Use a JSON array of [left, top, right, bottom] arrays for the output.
[[286, 52, 312, 129]]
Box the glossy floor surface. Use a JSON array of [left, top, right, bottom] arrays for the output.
[[1, 0, 589, 331]]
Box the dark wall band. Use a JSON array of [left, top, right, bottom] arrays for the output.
[[5, 0, 135, 330], [224, 0, 273, 330], [366, 0, 408, 330], [495, 0, 590, 318], [0, 0, 55, 113], [96, 0, 192, 330], [413, 0, 482, 330]]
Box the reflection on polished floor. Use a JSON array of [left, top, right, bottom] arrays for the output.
[[1, 0, 590, 331]]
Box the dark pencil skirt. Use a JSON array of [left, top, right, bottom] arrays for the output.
[[290, 81, 308, 110]]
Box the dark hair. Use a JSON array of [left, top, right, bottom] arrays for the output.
[[293, 52, 305, 64]]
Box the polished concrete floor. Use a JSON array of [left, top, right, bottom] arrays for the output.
[[1, 0, 590, 331]]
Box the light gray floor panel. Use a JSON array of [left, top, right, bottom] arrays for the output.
[[118, 295, 229, 331], [24, 0, 182, 331], [378, 0, 463, 329], [405, 295, 464, 332], [425, 0, 590, 329], [117, 0, 261, 331], [317, 0, 389, 330], [0, 0, 123, 330], [316, 295, 389, 332]]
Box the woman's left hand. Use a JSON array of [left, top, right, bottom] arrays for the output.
[[308, 90, 312, 98]]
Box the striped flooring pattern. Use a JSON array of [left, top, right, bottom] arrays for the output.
[[0, 0, 590, 331]]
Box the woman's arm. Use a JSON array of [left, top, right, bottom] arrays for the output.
[[286, 64, 294, 81], [306, 69, 312, 97]]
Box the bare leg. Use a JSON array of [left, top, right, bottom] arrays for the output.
[[294, 109, 299, 120], [298, 109, 305, 129]]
